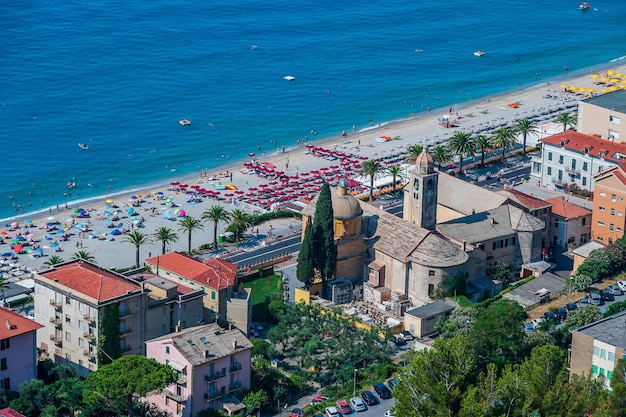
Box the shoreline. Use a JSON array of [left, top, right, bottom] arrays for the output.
[[3, 58, 626, 225]]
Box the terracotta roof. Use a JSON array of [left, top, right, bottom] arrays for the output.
[[541, 131, 626, 163], [0, 408, 27, 417], [144, 252, 237, 290], [39, 261, 142, 303], [594, 163, 626, 187], [544, 197, 591, 219], [497, 188, 553, 210], [0, 307, 43, 340]]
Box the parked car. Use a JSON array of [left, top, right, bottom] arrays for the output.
[[311, 396, 330, 406], [360, 391, 380, 406], [290, 408, 303, 417], [589, 292, 604, 306], [373, 382, 392, 399], [393, 336, 407, 346], [566, 303, 578, 311], [401, 330, 414, 341], [349, 397, 367, 412], [387, 379, 399, 390], [543, 311, 556, 322], [336, 400, 352, 415], [325, 407, 340, 417], [608, 284, 624, 296], [523, 322, 535, 333], [555, 307, 568, 321], [578, 297, 589, 306], [599, 290, 614, 302], [618, 280, 626, 292]]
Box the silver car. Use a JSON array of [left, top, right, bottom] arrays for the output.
[[350, 397, 367, 412]]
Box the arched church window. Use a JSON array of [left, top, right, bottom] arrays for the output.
[[427, 179, 433, 191]]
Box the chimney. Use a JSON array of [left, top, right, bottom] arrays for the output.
[[462, 241, 467, 251], [204, 350, 210, 359], [489, 218, 495, 225], [232, 339, 237, 350], [175, 320, 182, 333]]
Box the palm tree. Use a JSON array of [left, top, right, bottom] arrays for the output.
[[229, 209, 251, 240], [514, 118, 539, 156], [430, 144, 453, 170], [178, 216, 204, 254], [43, 255, 65, 267], [406, 144, 424, 162], [555, 112, 578, 132], [474, 135, 492, 168], [71, 250, 95, 262], [448, 131, 475, 173], [202, 205, 231, 249], [491, 127, 517, 162], [386, 164, 403, 197], [122, 230, 152, 268], [153, 227, 179, 255], [359, 159, 383, 202]]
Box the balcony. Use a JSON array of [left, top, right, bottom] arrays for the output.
[[49, 334, 62, 346], [551, 177, 566, 186], [165, 389, 187, 403], [229, 381, 242, 392], [83, 314, 96, 324], [229, 362, 242, 372], [118, 309, 132, 319], [49, 317, 62, 326], [119, 327, 132, 336], [177, 374, 187, 385], [83, 332, 96, 343], [50, 299, 62, 309], [204, 391, 223, 401], [83, 349, 96, 359], [204, 370, 226, 382], [565, 166, 580, 175]]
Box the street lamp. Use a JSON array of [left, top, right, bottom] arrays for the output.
[[353, 368, 358, 397]]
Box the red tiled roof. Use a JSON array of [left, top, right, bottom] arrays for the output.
[[594, 163, 626, 187], [545, 197, 591, 219], [541, 131, 626, 163], [0, 408, 26, 417], [40, 261, 141, 302], [144, 252, 237, 290], [0, 308, 43, 340], [499, 188, 553, 210]]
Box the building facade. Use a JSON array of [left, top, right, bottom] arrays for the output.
[[577, 89, 626, 143], [530, 131, 626, 192], [0, 307, 43, 392], [145, 323, 252, 417], [592, 164, 626, 243], [33, 260, 147, 376], [544, 197, 592, 251]]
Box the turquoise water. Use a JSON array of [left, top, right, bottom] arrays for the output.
[[1, 0, 625, 220]]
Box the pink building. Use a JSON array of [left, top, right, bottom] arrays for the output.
[[146, 323, 252, 417], [0, 307, 43, 391]]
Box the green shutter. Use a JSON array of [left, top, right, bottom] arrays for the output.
[[591, 365, 599, 374]]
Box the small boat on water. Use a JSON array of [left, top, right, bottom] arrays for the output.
[[578, 2, 590, 10], [283, 75, 296, 81], [179, 119, 192, 126], [78, 143, 89, 150], [474, 50, 485, 57]]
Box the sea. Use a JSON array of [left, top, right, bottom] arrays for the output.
[[1, 0, 625, 222]]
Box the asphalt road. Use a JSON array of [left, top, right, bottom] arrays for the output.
[[224, 234, 301, 269]]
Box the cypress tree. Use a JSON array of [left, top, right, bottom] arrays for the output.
[[296, 218, 315, 286], [312, 182, 337, 296]]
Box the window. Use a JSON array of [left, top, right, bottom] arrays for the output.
[[609, 129, 620, 140], [601, 349, 606, 359], [554, 219, 559, 228], [78, 320, 84, 330], [211, 291, 216, 300], [548, 152, 553, 161], [78, 338, 84, 348], [572, 159, 577, 169], [547, 167, 552, 175], [558, 170, 563, 181], [65, 314, 71, 323], [583, 161, 588, 171], [428, 270, 435, 276], [166, 346, 170, 354], [0, 339, 9, 350], [599, 206, 606, 212], [608, 371, 614, 380], [0, 358, 6, 371], [618, 227, 623, 232], [610, 224, 615, 231], [582, 217, 586, 226], [582, 177, 587, 186], [600, 368, 605, 375], [620, 197, 625, 202], [591, 364, 599, 374], [593, 346, 600, 356], [598, 221, 605, 226], [610, 115, 621, 124], [0, 378, 9, 390], [611, 208, 616, 216], [493, 240, 504, 250], [609, 352, 616, 361], [612, 194, 617, 202], [428, 284, 435, 295], [65, 332, 71, 342], [559, 155, 564, 164]]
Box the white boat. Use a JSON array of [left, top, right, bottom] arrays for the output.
[[578, 2, 590, 10], [179, 119, 192, 126], [474, 50, 485, 57], [78, 143, 89, 150], [283, 75, 296, 81]]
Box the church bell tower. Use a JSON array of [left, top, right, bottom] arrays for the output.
[[403, 149, 438, 230]]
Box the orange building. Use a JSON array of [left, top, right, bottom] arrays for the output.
[[591, 163, 626, 244]]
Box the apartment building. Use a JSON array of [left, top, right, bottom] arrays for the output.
[[145, 253, 251, 334], [0, 307, 43, 391], [544, 197, 592, 251], [530, 131, 626, 192], [577, 89, 626, 143], [33, 260, 147, 376], [570, 311, 626, 390], [145, 323, 252, 417], [592, 163, 626, 243]]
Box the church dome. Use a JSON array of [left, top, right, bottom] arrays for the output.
[[331, 191, 363, 220], [415, 150, 434, 174]]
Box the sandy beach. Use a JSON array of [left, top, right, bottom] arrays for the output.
[[3, 63, 626, 275]]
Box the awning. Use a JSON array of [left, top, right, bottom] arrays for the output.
[[167, 360, 186, 372]]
